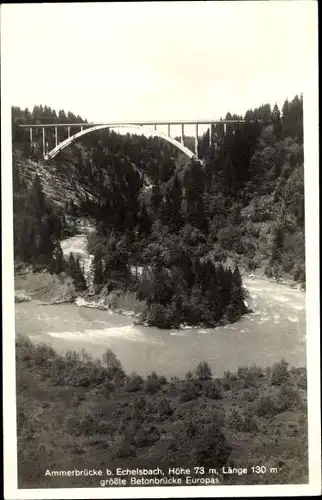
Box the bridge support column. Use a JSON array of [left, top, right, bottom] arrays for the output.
[[154, 124, 157, 131], [29, 127, 33, 144], [80, 126, 83, 131], [223, 122, 227, 135], [195, 123, 198, 155], [55, 127, 58, 147], [67, 126, 71, 138], [167, 124, 171, 137], [209, 123, 213, 147], [42, 127, 46, 158], [181, 124, 184, 145]]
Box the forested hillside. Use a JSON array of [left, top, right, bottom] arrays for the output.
[[12, 95, 305, 327]]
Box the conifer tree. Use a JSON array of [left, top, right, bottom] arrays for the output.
[[37, 215, 55, 264], [92, 250, 104, 286], [137, 202, 152, 238], [74, 257, 87, 291], [51, 242, 64, 274], [272, 103, 283, 138], [150, 184, 162, 217], [66, 253, 77, 279], [159, 174, 183, 230], [30, 174, 45, 222], [183, 159, 206, 231]]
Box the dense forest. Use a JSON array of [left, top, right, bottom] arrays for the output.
[[12, 95, 305, 327]]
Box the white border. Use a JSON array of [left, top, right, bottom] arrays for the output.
[[1, 2, 321, 498]]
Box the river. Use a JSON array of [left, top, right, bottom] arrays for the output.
[[15, 277, 306, 378]]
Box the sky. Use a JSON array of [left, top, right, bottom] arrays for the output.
[[1, 1, 318, 131]]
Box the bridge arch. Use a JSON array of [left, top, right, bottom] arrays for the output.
[[44, 124, 196, 160]]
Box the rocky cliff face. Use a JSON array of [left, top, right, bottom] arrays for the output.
[[13, 147, 96, 208]]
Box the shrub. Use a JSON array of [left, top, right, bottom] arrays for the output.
[[195, 422, 231, 468], [144, 377, 161, 394], [146, 398, 159, 415], [103, 379, 116, 397], [237, 366, 261, 388], [204, 379, 223, 400], [125, 373, 144, 392], [133, 395, 147, 411], [185, 370, 194, 381], [222, 378, 232, 391], [222, 370, 237, 389], [179, 381, 201, 402], [297, 372, 307, 390], [186, 418, 198, 438], [293, 262, 305, 283], [271, 359, 290, 386], [52, 356, 108, 388], [195, 361, 212, 381], [102, 349, 125, 383], [67, 405, 107, 436], [132, 425, 160, 448], [251, 383, 301, 418], [242, 387, 259, 402], [247, 257, 258, 271], [16, 335, 34, 362], [158, 397, 173, 417], [252, 393, 288, 418], [248, 364, 264, 378], [113, 437, 136, 458], [227, 409, 244, 431], [242, 406, 258, 432], [277, 382, 301, 411], [32, 344, 57, 368], [264, 366, 272, 377]]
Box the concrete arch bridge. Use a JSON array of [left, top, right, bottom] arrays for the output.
[[20, 119, 246, 161]]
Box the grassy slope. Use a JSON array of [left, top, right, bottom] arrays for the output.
[[17, 337, 308, 488]]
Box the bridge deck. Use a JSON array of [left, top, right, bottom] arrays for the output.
[[20, 120, 246, 128]]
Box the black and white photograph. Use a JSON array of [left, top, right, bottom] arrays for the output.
[[1, 1, 320, 498]]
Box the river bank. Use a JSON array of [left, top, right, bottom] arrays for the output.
[[14, 264, 305, 329]]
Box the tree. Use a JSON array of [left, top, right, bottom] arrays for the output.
[[272, 103, 283, 138], [137, 202, 152, 238], [149, 184, 162, 217], [183, 159, 207, 231], [197, 129, 210, 159], [74, 257, 87, 290], [51, 242, 64, 274], [66, 253, 86, 290], [159, 174, 183, 230], [92, 250, 104, 286], [30, 174, 45, 222], [227, 267, 246, 322], [159, 158, 175, 183], [195, 361, 213, 380], [37, 215, 55, 264], [271, 224, 284, 262]]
